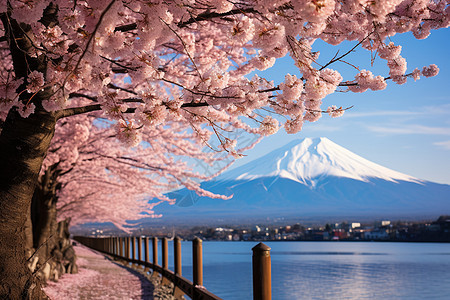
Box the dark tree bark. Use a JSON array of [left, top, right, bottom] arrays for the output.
[[24, 199, 34, 258], [0, 109, 56, 299], [0, 7, 58, 299], [56, 218, 78, 275], [32, 166, 59, 264], [29, 166, 78, 282]]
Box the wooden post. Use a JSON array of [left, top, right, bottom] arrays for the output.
[[161, 237, 170, 285], [138, 236, 142, 262], [151, 237, 159, 278], [144, 237, 150, 263], [144, 237, 150, 273], [119, 237, 123, 257], [193, 237, 203, 286], [131, 237, 135, 260], [152, 237, 158, 265], [174, 237, 182, 276], [193, 237, 203, 300], [162, 237, 168, 269], [252, 243, 271, 300], [173, 236, 185, 299], [125, 237, 130, 259]]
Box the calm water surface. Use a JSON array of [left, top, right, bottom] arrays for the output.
[[140, 241, 450, 300]]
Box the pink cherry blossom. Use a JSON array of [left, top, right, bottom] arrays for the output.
[[17, 102, 36, 118], [412, 68, 421, 81], [378, 42, 402, 60], [422, 64, 440, 77], [327, 105, 345, 118], [259, 116, 279, 136], [26, 71, 44, 93]]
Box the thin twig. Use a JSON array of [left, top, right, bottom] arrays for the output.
[[27, 234, 54, 262]]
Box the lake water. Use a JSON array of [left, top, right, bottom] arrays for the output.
[[137, 241, 450, 300]]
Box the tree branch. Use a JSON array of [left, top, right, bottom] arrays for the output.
[[113, 7, 258, 33], [114, 23, 137, 32], [68, 92, 98, 101], [178, 8, 257, 28], [319, 31, 374, 71], [56, 104, 101, 119]]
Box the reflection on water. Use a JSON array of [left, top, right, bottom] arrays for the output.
[[138, 241, 450, 300], [205, 242, 450, 300], [273, 260, 450, 300], [271, 251, 388, 256]]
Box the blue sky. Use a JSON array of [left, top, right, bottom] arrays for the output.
[[229, 28, 450, 185]]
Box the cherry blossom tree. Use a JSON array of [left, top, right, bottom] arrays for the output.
[[27, 109, 240, 283], [46, 114, 234, 229], [0, 0, 448, 298]]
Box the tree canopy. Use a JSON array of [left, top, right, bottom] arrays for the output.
[[2, 0, 447, 152]]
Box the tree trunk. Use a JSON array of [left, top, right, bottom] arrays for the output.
[[57, 219, 78, 275], [24, 201, 39, 275], [1, 6, 59, 298], [30, 167, 78, 282], [0, 109, 56, 299], [24, 199, 34, 259], [32, 167, 59, 267], [32, 188, 58, 282]]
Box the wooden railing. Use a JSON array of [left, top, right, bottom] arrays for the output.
[[73, 236, 272, 300]]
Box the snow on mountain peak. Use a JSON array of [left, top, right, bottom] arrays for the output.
[[219, 137, 421, 186]]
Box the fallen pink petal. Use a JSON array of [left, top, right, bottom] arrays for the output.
[[43, 244, 154, 299]]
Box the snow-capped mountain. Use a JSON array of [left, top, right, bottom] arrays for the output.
[[149, 138, 450, 224], [218, 137, 420, 186]]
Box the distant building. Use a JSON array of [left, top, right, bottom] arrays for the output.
[[351, 223, 361, 229], [375, 220, 391, 227], [215, 227, 233, 232], [365, 229, 389, 240]]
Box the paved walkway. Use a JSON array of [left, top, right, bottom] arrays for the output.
[[44, 243, 155, 299]]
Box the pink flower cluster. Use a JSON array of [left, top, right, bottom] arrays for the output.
[[116, 120, 142, 147], [349, 70, 387, 93], [26, 71, 45, 93], [422, 64, 440, 78], [259, 116, 279, 136], [326, 105, 345, 118]]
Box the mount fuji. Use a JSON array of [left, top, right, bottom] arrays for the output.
[[149, 138, 450, 224]]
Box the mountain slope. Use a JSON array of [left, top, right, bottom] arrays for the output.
[[148, 138, 450, 224], [219, 137, 420, 185]]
